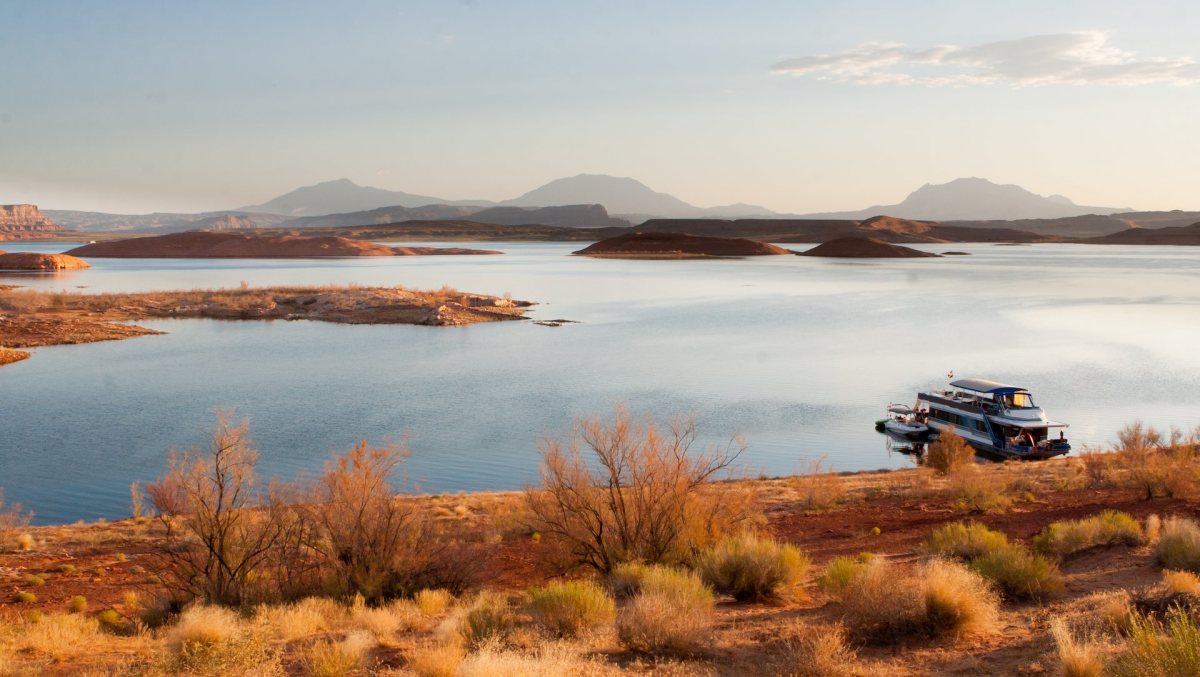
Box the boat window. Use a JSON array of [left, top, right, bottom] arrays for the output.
[[1010, 392, 1034, 408]]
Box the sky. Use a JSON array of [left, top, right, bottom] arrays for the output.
[[1, 0, 1198, 214]]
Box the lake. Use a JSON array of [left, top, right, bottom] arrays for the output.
[[2, 241, 1199, 524]]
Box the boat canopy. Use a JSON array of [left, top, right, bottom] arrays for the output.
[[949, 378, 1027, 395]]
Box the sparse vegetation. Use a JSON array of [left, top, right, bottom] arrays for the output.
[[457, 591, 515, 649], [616, 566, 714, 653], [793, 457, 847, 510], [783, 621, 858, 677], [302, 631, 374, 677], [0, 489, 33, 548], [526, 406, 757, 574], [1109, 606, 1200, 677], [696, 531, 810, 601], [925, 428, 975, 474], [923, 521, 1010, 560], [1051, 618, 1105, 677], [1033, 510, 1145, 558], [817, 553, 874, 598], [1157, 517, 1200, 573], [528, 580, 616, 637], [924, 521, 1062, 599]]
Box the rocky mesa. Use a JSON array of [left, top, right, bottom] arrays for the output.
[[65, 231, 502, 258], [573, 232, 793, 258], [799, 237, 941, 258], [0, 204, 66, 240], [0, 251, 91, 270]]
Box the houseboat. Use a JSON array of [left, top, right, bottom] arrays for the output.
[[915, 378, 1071, 459]]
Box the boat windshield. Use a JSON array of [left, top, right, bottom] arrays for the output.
[[1002, 392, 1035, 408]]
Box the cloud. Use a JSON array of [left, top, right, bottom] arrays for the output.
[[771, 32, 1200, 86]]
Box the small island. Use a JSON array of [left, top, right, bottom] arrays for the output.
[[64, 231, 503, 258], [0, 284, 534, 366], [799, 237, 941, 258], [0, 251, 92, 270], [573, 232, 793, 259]]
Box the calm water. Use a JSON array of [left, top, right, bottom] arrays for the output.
[[3, 241, 1199, 524]]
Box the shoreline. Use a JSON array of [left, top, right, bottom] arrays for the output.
[[0, 284, 535, 365]]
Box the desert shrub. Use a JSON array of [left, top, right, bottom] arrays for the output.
[[528, 580, 615, 637], [923, 522, 1009, 560], [457, 591, 515, 649], [607, 562, 653, 599], [302, 631, 374, 677], [695, 531, 810, 601], [1157, 517, 1200, 573], [838, 558, 998, 642], [1109, 606, 1200, 677], [616, 566, 714, 653], [457, 642, 608, 677], [415, 589, 454, 617], [256, 597, 341, 641], [783, 621, 858, 677], [349, 595, 405, 640], [146, 412, 290, 606], [1162, 570, 1200, 597], [968, 546, 1063, 600], [923, 559, 1000, 638], [0, 489, 33, 548], [925, 428, 974, 474], [947, 467, 1013, 513], [13, 613, 100, 662], [1051, 619, 1105, 677], [526, 406, 757, 574], [68, 595, 88, 613], [1033, 510, 1145, 558], [22, 574, 44, 587], [164, 605, 280, 675], [407, 642, 466, 677], [817, 554, 875, 599], [12, 591, 36, 603], [794, 457, 846, 510], [16, 533, 34, 551]]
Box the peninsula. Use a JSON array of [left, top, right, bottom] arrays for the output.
[[64, 231, 502, 258], [0, 285, 533, 365]]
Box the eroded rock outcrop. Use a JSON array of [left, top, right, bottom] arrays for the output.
[[574, 232, 792, 258], [66, 231, 502, 258], [0, 252, 91, 270], [799, 237, 941, 258]]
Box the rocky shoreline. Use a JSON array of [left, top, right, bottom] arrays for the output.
[[0, 285, 535, 365]]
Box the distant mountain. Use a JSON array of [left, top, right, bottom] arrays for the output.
[[280, 203, 628, 229], [501, 174, 773, 218], [238, 178, 493, 216], [802, 178, 1131, 221]]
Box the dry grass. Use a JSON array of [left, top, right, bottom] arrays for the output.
[[793, 457, 847, 510], [695, 531, 810, 601], [817, 554, 874, 599], [1108, 607, 1200, 677], [302, 631, 374, 677], [407, 641, 467, 677], [415, 589, 454, 617], [9, 613, 101, 663], [0, 490, 33, 549], [838, 557, 998, 643], [1157, 516, 1200, 573], [782, 621, 858, 677], [616, 566, 714, 654], [946, 467, 1014, 513], [969, 544, 1064, 600], [1161, 570, 1200, 596], [923, 521, 1010, 560], [1033, 510, 1145, 558], [457, 640, 617, 677], [455, 591, 515, 649], [257, 597, 342, 642], [162, 605, 280, 675], [1051, 619, 1106, 677], [528, 580, 616, 637]]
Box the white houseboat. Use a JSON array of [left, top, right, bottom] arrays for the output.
[[916, 378, 1071, 459]]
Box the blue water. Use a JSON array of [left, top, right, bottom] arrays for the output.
[[2, 241, 1199, 523]]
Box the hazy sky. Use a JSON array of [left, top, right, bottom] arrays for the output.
[[2, 0, 1198, 213]]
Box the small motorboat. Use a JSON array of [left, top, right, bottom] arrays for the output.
[[878, 404, 936, 441]]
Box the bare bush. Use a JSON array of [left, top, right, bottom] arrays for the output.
[[526, 406, 756, 574], [145, 412, 288, 606], [793, 457, 846, 510], [0, 489, 34, 549], [925, 428, 975, 475]]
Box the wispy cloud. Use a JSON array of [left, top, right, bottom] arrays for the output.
[[771, 32, 1200, 86]]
